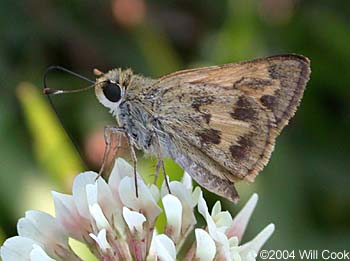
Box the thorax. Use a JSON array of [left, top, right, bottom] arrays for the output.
[[116, 76, 170, 155]]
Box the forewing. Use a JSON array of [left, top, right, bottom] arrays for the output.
[[153, 54, 310, 182], [158, 55, 310, 129]]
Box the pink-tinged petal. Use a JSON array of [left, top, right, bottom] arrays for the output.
[[96, 178, 119, 220], [110, 158, 135, 181], [86, 181, 125, 234], [30, 245, 55, 261], [239, 223, 275, 258], [89, 229, 112, 253], [16, 211, 81, 260], [122, 207, 146, 233], [72, 171, 98, 219], [88, 176, 121, 220], [52, 191, 90, 242], [0, 236, 36, 261], [108, 158, 136, 202], [162, 194, 182, 242], [226, 193, 258, 241], [119, 176, 161, 224], [151, 234, 176, 261], [17, 211, 67, 249], [195, 229, 216, 261]]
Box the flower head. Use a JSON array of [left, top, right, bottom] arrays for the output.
[[1, 158, 274, 260]]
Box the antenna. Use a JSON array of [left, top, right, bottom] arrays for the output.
[[43, 65, 96, 166], [43, 65, 95, 95]]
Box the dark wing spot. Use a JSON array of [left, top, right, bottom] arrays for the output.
[[268, 64, 280, 79], [229, 136, 254, 160], [229, 144, 245, 160], [230, 96, 257, 121], [234, 77, 273, 89], [268, 63, 291, 87], [177, 93, 185, 102], [230, 107, 256, 121], [197, 129, 221, 145], [191, 96, 215, 112], [202, 113, 211, 124], [236, 96, 251, 107], [260, 95, 277, 110]]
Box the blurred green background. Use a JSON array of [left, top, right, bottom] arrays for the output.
[[0, 0, 349, 257]]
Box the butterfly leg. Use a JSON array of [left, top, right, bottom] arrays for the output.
[[162, 160, 171, 193], [113, 131, 124, 154], [98, 125, 139, 197], [153, 160, 162, 184], [153, 159, 171, 193], [97, 125, 123, 179], [152, 131, 171, 193]]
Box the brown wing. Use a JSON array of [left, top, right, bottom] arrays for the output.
[[150, 54, 310, 199], [157, 54, 310, 130]]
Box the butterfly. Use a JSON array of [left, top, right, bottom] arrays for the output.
[[45, 54, 310, 202]]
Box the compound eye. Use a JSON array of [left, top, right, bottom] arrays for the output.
[[102, 82, 122, 102]]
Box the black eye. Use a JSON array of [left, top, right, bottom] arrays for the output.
[[103, 82, 122, 102]]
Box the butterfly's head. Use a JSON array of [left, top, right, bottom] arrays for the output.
[[42, 66, 133, 117], [94, 68, 133, 115]]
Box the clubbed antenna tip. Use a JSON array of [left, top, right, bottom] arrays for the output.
[[43, 88, 63, 95]]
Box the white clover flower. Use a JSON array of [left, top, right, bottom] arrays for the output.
[[0, 158, 274, 261]]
